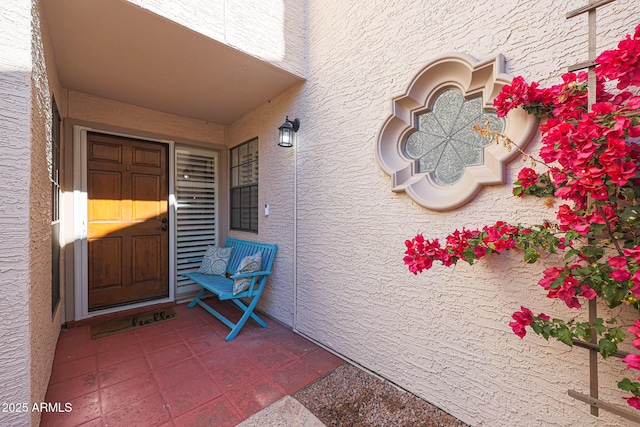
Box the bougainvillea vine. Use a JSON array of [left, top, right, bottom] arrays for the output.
[[404, 24, 640, 409]]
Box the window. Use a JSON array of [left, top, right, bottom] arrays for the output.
[[376, 53, 538, 211], [404, 89, 505, 185], [51, 96, 61, 314], [230, 138, 258, 232]]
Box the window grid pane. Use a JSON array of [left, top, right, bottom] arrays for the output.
[[230, 138, 258, 232], [51, 97, 61, 314]]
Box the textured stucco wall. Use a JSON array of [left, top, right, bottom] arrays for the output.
[[8, 0, 640, 425], [0, 1, 65, 426], [0, 1, 33, 426], [29, 4, 65, 426], [272, 0, 639, 425], [128, 0, 306, 78], [66, 91, 226, 145], [226, 83, 304, 327]]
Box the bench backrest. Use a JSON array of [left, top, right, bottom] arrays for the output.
[[224, 237, 278, 276]]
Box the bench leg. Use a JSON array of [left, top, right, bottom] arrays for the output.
[[225, 296, 268, 341], [187, 287, 268, 341], [188, 289, 236, 330], [194, 299, 236, 331], [231, 298, 268, 328], [187, 289, 207, 309]]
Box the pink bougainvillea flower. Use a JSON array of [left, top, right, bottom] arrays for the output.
[[494, 76, 532, 117], [631, 274, 640, 299], [625, 246, 640, 263], [625, 396, 640, 410], [509, 321, 527, 338], [509, 306, 534, 338], [609, 256, 628, 268], [622, 353, 640, 371], [538, 267, 564, 290], [629, 320, 640, 338], [517, 167, 539, 189], [629, 320, 640, 349], [579, 285, 597, 300], [612, 268, 632, 282], [474, 245, 487, 259], [596, 23, 640, 89], [627, 95, 640, 109]]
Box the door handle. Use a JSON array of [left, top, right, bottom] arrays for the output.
[[162, 225, 168, 231], [161, 218, 168, 223]]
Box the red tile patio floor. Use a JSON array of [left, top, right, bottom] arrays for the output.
[[42, 298, 343, 427]]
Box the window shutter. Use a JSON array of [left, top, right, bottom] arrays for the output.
[[175, 148, 218, 294]]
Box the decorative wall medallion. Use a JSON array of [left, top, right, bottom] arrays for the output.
[[376, 53, 538, 211]]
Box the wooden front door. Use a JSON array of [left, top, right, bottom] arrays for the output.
[[87, 133, 169, 310]]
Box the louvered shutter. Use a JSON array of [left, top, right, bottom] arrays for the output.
[[175, 148, 218, 295]]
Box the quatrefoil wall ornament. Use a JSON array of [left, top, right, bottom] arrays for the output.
[[376, 53, 538, 211]]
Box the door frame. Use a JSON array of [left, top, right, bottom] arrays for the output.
[[73, 125, 176, 320]]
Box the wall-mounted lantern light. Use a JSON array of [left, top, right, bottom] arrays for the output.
[[278, 116, 300, 147]]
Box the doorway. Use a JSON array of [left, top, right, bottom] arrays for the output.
[[84, 131, 170, 311], [73, 127, 223, 319]]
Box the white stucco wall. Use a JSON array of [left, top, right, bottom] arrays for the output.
[[29, 3, 64, 426], [7, 0, 639, 425], [128, 0, 307, 78], [0, 1, 66, 426], [0, 2, 34, 426], [66, 91, 226, 145], [226, 83, 304, 327], [251, 0, 640, 425]]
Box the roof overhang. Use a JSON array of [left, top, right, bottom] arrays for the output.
[[40, 0, 304, 124]]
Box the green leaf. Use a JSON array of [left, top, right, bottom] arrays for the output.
[[613, 232, 626, 240], [462, 247, 477, 264], [601, 285, 626, 308], [574, 325, 588, 340], [619, 377, 640, 392], [620, 187, 638, 203], [524, 247, 540, 263], [571, 265, 592, 276], [598, 338, 617, 358], [589, 223, 606, 236], [609, 327, 626, 344], [564, 232, 579, 245], [592, 318, 606, 335], [581, 245, 604, 260], [564, 249, 581, 261], [556, 326, 574, 347], [621, 206, 640, 223]]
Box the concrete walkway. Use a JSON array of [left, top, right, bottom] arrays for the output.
[[236, 396, 326, 427]]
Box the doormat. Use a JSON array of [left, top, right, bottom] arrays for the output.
[[90, 307, 178, 340]]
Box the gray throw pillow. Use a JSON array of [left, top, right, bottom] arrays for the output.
[[233, 251, 262, 294], [197, 246, 233, 276]]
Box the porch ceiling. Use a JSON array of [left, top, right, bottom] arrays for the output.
[[40, 0, 303, 125]]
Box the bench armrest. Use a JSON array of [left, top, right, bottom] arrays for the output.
[[230, 270, 272, 280]]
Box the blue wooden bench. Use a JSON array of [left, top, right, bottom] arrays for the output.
[[182, 237, 278, 341]]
